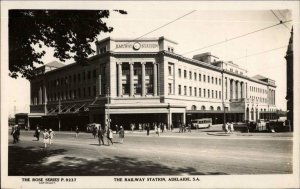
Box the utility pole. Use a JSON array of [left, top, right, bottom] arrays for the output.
[[58, 99, 61, 132], [107, 87, 110, 130], [221, 62, 226, 129]]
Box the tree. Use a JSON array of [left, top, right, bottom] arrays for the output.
[[9, 10, 127, 79]]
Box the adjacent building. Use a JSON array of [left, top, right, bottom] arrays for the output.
[[28, 37, 277, 130], [285, 27, 293, 131]]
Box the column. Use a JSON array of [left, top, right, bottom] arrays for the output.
[[167, 112, 172, 129], [43, 84, 47, 104], [246, 82, 248, 98], [182, 113, 186, 125], [98, 75, 102, 95], [232, 79, 236, 99], [241, 82, 244, 99], [117, 63, 122, 97], [153, 63, 158, 96], [141, 62, 146, 96], [236, 81, 240, 99], [43, 84, 48, 113], [273, 90, 276, 105], [129, 62, 134, 97], [38, 87, 42, 104]]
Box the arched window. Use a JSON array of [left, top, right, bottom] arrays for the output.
[[217, 106, 221, 111], [210, 106, 214, 110], [201, 106, 206, 110], [191, 105, 197, 110]]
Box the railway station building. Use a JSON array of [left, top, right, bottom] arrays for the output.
[[28, 37, 277, 130]]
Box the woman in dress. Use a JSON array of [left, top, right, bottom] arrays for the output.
[[119, 126, 125, 144], [43, 129, 50, 149]]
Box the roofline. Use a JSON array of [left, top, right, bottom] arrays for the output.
[[95, 36, 178, 45], [32, 50, 276, 88]]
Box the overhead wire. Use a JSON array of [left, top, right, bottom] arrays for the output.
[[270, 10, 290, 30], [232, 45, 288, 61], [181, 19, 292, 56], [110, 10, 197, 52]]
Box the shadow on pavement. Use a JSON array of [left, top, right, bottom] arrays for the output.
[[8, 145, 229, 176]]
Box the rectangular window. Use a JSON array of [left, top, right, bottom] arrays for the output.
[[203, 89, 206, 97], [88, 87, 91, 96], [184, 86, 187, 95], [194, 87, 197, 96], [168, 66, 172, 76], [93, 85, 96, 96], [219, 91, 221, 99], [194, 73, 197, 81], [199, 88, 201, 97], [212, 90, 214, 98], [93, 70, 97, 78], [83, 72, 86, 81], [189, 87, 192, 96], [216, 91, 218, 99], [203, 75, 206, 82], [208, 76, 210, 83], [168, 83, 172, 94], [178, 85, 181, 95], [199, 74, 201, 81], [178, 69, 181, 77], [219, 78, 221, 85], [208, 89, 210, 98], [189, 71, 192, 79], [184, 70, 187, 79], [88, 71, 91, 79], [212, 77, 214, 84]]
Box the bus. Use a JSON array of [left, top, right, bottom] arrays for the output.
[[191, 118, 212, 129]]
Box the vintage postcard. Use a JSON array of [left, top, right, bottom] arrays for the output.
[[1, 1, 299, 188]]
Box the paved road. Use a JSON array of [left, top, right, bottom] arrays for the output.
[[8, 130, 293, 176]]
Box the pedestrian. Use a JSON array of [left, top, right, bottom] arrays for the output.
[[43, 129, 50, 149], [107, 128, 113, 145], [146, 124, 150, 136], [139, 123, 142, 132], [187, 123, 191, 132], [119, 126, 125, 143], [230, 122, 234, 133], [131, 123, 134, 133], [92, 126, 97, 138], [75, 126, 79, 138], [115, 124, 119, 134], [161, 123, 164, 133], [225, 122, 229, 133], [49, 129, 55, 144], [97, 126, 105, 146], [171, 123, 173, 132], [156, 125, 160, 136], [34, 126, 41, 141], [11, 125, 19, 144]]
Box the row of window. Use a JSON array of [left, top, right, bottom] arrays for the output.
[[250, 96, 268, 103], [48, 86, 97, 101], [191, 105, 222, 111], [177, 85, 222, 99], [174, 68, 221, 85], [48, 68, 105, 88], [250, 86, 267, 94]]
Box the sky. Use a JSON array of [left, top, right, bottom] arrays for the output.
[[4, 3, 296, 116]]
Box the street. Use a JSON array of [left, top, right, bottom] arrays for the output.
[[8, 128, 293, 176]]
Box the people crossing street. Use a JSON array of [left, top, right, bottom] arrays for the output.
[[97, 126, 105, 146], [49, 129, 55, 144]]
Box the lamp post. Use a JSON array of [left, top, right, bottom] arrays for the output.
[[221, 62, 226, 130]]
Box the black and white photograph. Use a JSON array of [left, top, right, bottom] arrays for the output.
[[1, 1, 299, 188]]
